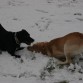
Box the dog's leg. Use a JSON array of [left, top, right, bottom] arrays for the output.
[[9, 52, 23, 63], [57, 53, 72, 65], [52, 46, 65, 59], [8, 50, 21, 58], [7, 50, 23, 63], [14, 55, 23, 63], [14, 54, 21, 58], [16, 47, 24, 51], [47, 50, 51, 56]]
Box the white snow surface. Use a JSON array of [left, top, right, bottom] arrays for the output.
[[0, 0, 83, 83]]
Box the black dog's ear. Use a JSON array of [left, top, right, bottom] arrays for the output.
[[21, 29, 28, 33], [21, 29, 30, 35], [0, 24, 6, 31], [0, 24, 3, 28], [22, 29, 25, 31]]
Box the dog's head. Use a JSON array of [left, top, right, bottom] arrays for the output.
[[17, 29, 34, 45], [27, 42, 48, 55]]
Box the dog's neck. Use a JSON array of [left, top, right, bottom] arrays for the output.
[[14, 32, 20, 45]]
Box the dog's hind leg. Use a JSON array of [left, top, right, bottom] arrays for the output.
[[57, 53, 72, 65], [52, 46, 65, 58]]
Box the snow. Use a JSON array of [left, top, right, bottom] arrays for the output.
[[0, 0, 83, 83]]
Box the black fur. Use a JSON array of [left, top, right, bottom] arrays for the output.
[[0, 24, 34, 58]]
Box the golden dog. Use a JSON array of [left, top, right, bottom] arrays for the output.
[[27, 32, 83, 65]]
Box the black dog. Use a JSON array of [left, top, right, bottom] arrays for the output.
[[0, 24, 34, 58]]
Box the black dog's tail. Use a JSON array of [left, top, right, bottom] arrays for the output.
[[0, 24, 6, 31]]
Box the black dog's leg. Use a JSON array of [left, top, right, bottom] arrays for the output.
[[8, 51, 23, 63], [11, 54, 21, 58], [16, 47, 24, 51], [7, 48, 23, 63], [14, 54, 23, 63], [8, 50, 21, 58], [14, 54, 21, 58]]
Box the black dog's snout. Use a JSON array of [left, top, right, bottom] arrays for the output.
[[31, 38, 34, 42]]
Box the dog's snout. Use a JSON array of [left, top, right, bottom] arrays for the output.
[[32, 38, 34, 42]]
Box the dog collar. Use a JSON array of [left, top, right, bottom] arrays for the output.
[[14, 32, 20, 45]]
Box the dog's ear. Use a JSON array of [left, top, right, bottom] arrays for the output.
[[0, 24, 6, 31], [21, 29, 27, 33], [22, 29, 26, 31]]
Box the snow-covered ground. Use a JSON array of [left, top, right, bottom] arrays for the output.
[[0, 0, 83, 83]]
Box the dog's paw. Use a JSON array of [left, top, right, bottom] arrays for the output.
[[14, 55, 21, 58], [56, 61, 63, 65], [56, 61, 69, 65], [14, 55, 23, 63], [16, 47, 24, 51]]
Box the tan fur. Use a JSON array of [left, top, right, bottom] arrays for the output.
[[27, 32, 83, 65], [28, 42, 49, 55]]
